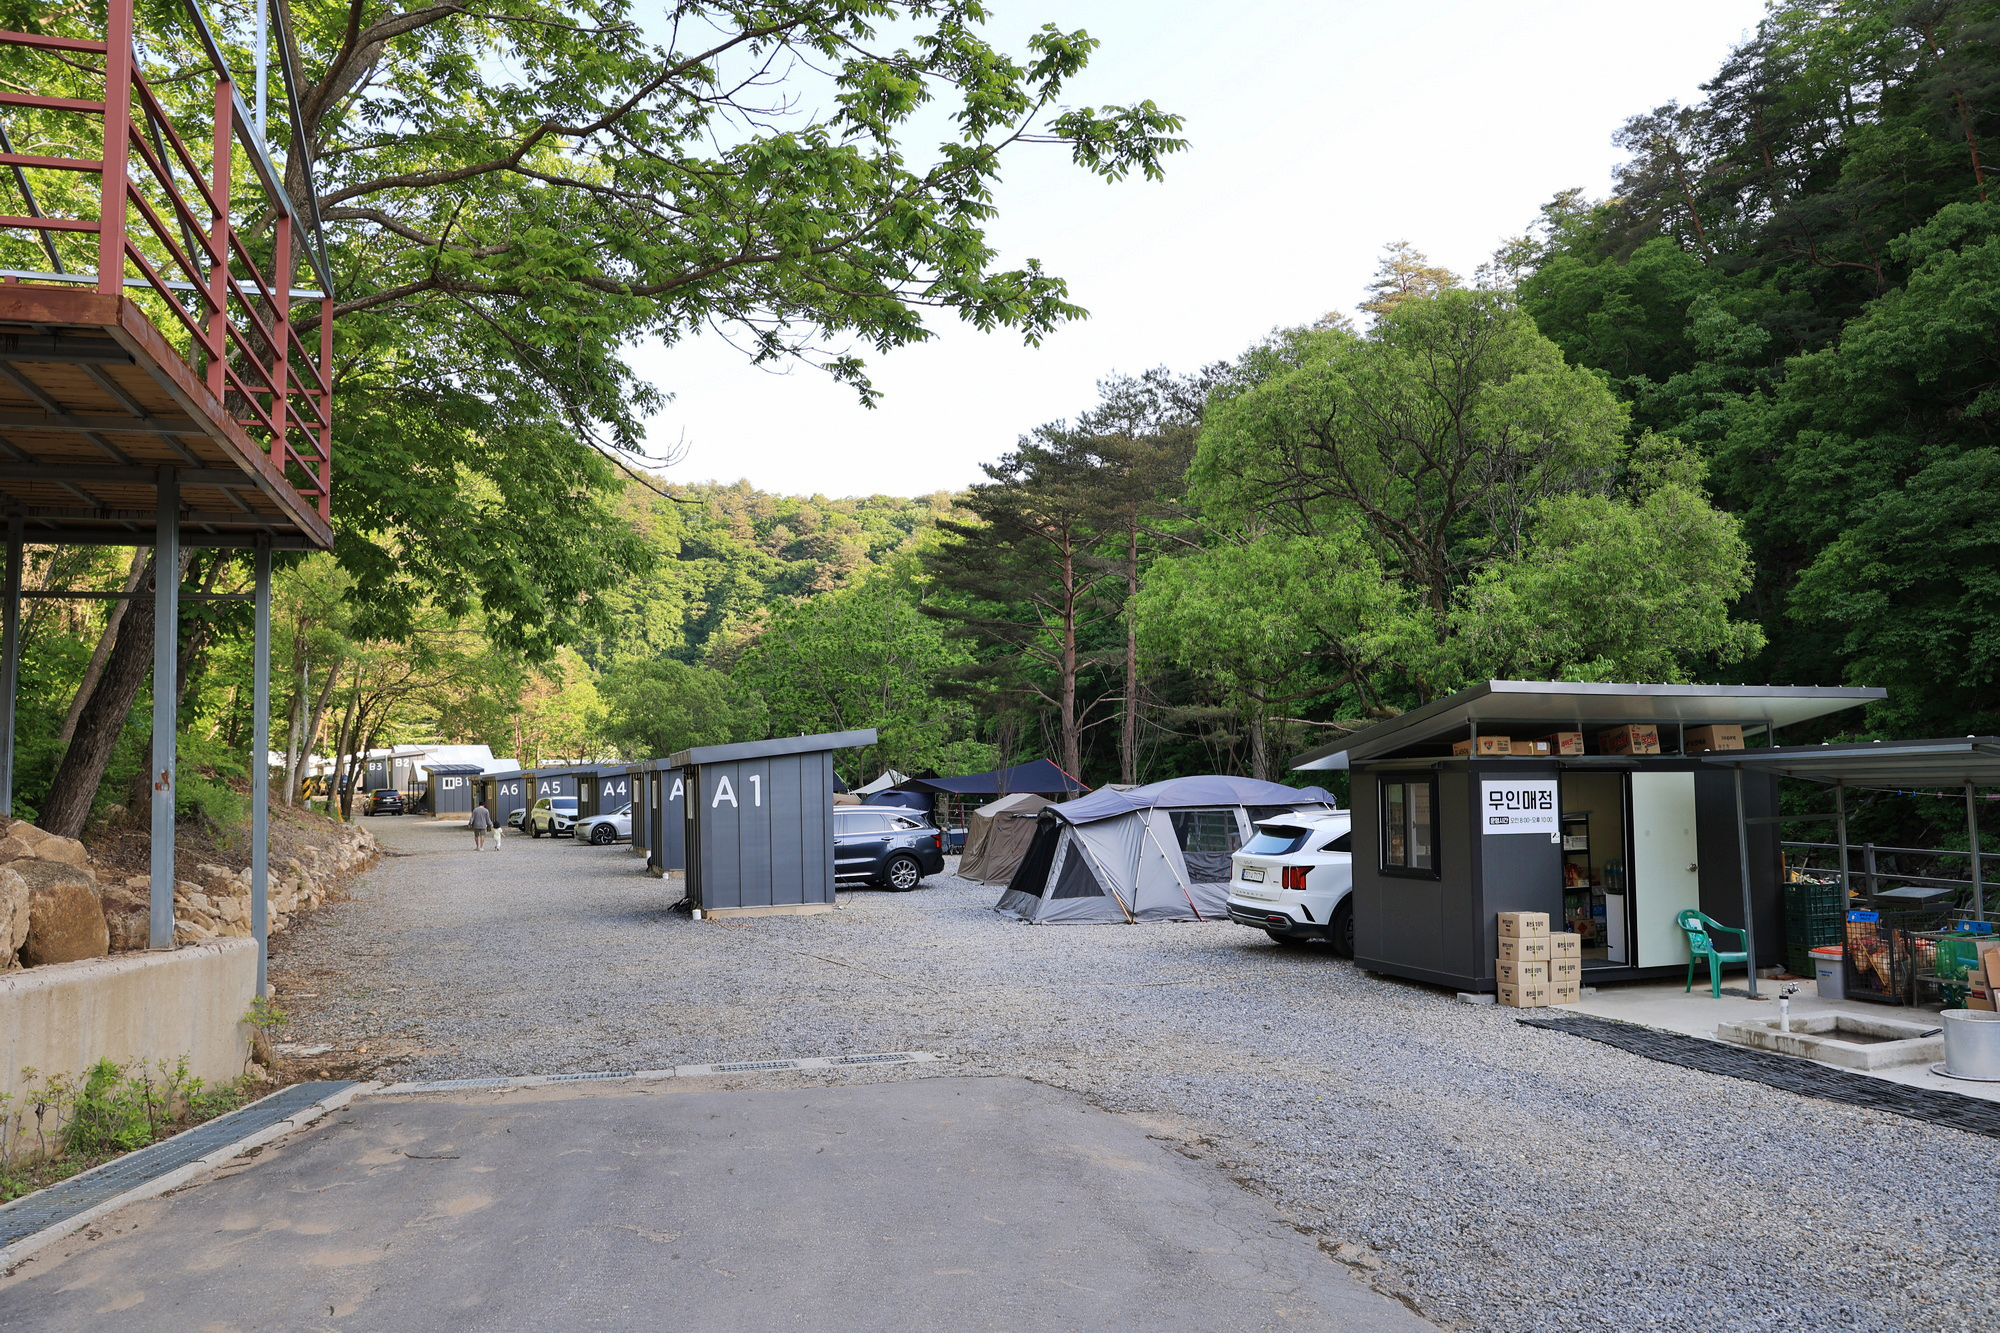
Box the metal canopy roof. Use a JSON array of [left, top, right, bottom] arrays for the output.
[[670, 729, 879, 769], [1290, 679, 1884, 771], [1702, 737, 2000, 787]]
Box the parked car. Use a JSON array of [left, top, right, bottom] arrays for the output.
[[1224, 810, 1354, 954], [576, 803, 631, 846], [367, 788, 404, 816], [834, 806, 946, 890], [527, 796, 579, 838], [506, 807, 528, 831]]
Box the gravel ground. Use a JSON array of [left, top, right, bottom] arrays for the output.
[[270, 817, 2000, 1333]]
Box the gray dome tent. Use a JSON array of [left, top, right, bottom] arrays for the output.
[[995, 776, 1338, 924]]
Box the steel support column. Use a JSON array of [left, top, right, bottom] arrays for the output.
[[1733, 765, 1759, 999], [1968, 781, 1986, 925], [252, 540, 271, 994], [1834, 779, 1850, 902], [0, 515, 20, 816], [149, 470, 179, 949]]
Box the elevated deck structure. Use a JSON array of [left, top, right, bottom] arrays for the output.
[[0, 0, 335, 989]]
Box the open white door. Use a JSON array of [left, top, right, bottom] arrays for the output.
[[1630, 772, 1701, 968]]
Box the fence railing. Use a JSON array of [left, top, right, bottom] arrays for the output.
[[0, 0, 331, 523], [1783, 838, 1995, 917]]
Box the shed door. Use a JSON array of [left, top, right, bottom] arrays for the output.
[[1630, 772, 1701, 968]]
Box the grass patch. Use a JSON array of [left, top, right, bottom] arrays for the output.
[[0, 1057, 263, 1202]]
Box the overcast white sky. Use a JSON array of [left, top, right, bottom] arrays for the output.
[[628, 0, 1770, 498]]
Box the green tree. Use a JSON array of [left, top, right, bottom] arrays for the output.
[[600, 659, 766, 760], [731, 576, 990, 779], [1179, 292, 1760, 709]]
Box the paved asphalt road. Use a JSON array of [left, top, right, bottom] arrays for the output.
[[1, 1075, 1431, 1332]]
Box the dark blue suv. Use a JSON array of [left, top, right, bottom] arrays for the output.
[[833, 806, 946, 890]]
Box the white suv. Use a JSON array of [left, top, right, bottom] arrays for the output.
[[1225, 810, 1354, 954]]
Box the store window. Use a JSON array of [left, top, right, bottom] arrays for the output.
[[1380, 778, 1437, 877]]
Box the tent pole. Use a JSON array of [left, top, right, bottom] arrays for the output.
[[1968, 781, 1985, 924], [1733, 764, 1759, 999]]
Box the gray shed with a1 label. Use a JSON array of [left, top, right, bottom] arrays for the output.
[[671, 729, 877, 917]]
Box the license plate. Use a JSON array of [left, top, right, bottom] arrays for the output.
[[1241, 866, 1264, 883]]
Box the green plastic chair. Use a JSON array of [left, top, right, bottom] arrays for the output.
[[1678, 909, 1749, 998]]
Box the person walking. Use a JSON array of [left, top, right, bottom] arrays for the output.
[[470, 801, 494, 851]]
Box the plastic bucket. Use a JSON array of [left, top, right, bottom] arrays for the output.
[[1939, 1009, 2000, 1082], [1810, 945, 1844, 1001]]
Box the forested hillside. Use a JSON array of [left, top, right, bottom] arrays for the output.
[[5, 0, 1992, 835]]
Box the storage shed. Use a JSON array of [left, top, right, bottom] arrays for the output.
[[634, 761, 687, 875], [526, 764, 591, 806], [1289, 680, 1883, 993], [476, 770, 529, 826], [671, 730, 876, 919], [423, 764, 484, 817], [580, 765, 632, 821]]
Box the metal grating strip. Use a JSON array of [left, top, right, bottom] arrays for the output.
[[1519, 1013, 2000, 1139], [831, 1053, 913, 1066], [544, 1071, 635, 1083], [710, 1060, 800, 1073], [0, 1081, 354, 1248]]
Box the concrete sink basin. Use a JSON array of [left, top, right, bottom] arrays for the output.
[[1716, 1013, 1944, 1070]]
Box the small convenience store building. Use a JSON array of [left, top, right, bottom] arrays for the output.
[[1289, 681, 1883, 993]]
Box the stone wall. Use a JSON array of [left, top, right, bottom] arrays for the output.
[[0, 817, 377, 969]]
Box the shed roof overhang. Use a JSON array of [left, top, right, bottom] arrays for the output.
[[1290, 679, 1885, 771], [670, 729, 879, 769], [1701, 737, 2000, 788]]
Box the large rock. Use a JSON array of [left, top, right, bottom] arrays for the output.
[[0, 866, 27, 967], [98, 882, 150, 952], [0, 820, 90, 868], [21, 878, 109, 965]]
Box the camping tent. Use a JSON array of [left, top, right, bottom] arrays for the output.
[[854, 770, 908, 795], [896, 758, 1087, 797], [995, 776, 1338, 924], [957, 792, 1051, 883]]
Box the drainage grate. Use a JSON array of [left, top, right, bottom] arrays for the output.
[[831, 1053, 912, 1066], [544, 1071, 637, 1083], [392, 1077, 515, 1092], [1518, 1013, 2000, 1140], [710, 1060, 801, 1073], [0, 1081, 354, 1249]]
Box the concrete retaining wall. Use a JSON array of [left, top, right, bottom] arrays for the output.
[[0, 939, 257, 1120]]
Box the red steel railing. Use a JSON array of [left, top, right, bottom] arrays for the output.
[[0, 0, 332, 524]]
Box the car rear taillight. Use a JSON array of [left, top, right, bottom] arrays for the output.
[[933, 834, 943, 851], [1281, 866, 1310, 890]]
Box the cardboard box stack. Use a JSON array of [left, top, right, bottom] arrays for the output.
[[1549, 932, 1582, 1003], [1683, 723, 1745, 753], [1497, 912, 1551, 1007], [1971, 941, 2000, 1012], [1597, 724, 1661, 756]]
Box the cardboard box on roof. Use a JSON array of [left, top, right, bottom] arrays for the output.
[[1509, 740, 1553, 757], [1683, 724, 1745, 753], [1598, 724, 1660, 756], [1453, 736, 1511, 757], [1539, 732, 1585, 756]]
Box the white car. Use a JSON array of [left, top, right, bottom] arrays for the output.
[[576, 803, 631, 846], [1225, 810, 1354, 954]]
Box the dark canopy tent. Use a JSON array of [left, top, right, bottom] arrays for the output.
[[897, 759, 1089, 797]]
